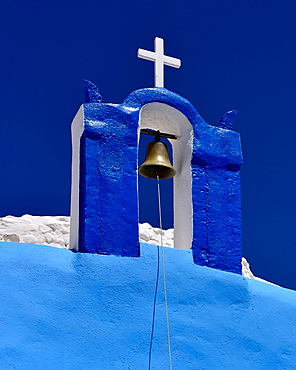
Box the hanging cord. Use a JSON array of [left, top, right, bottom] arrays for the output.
[[157, 175, 173, 370], [148, 243, 160, 370], [157, 175, 163, 246]]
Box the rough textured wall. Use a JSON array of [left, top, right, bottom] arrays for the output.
[[0, 215, 173, 249], [0, 241, 295, 369]]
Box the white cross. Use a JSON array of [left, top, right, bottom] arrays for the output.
[[138, 37, 181, 88]]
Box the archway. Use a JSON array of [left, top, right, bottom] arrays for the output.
[[139, 103, 193, 249]]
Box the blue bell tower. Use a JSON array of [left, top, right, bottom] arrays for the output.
[[70, 76, 243, 273]]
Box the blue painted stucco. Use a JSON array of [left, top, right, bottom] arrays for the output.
[[1, 241, 296, 369], [78, 86, 243, 273]]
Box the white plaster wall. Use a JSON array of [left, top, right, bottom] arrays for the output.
[[69, 106, 84, 251], [139, 103, 193, 249], [0, 215, 174, 249], [0, 215, 70, 248]]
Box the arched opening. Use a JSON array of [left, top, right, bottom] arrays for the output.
[[139, 103, 193, 249], [138, 133, 174, 229]]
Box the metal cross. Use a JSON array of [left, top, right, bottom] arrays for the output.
[[138, 37, 181, 88]]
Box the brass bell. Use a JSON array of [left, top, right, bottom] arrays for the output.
[[139, 132, 176, 179]]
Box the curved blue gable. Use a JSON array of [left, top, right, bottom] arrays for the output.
[[77, 86, 243, 273], [123, 88, 242, 168]]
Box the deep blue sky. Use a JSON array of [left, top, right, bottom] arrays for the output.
[[1, 0, 296, 289]]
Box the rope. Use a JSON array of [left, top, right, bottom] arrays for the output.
[[157, 175, 173, 370], [157, 175, 163, 246], [148, 244, 160, 370]]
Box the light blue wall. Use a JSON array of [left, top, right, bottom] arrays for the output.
[[0, 241, 295, 369]]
